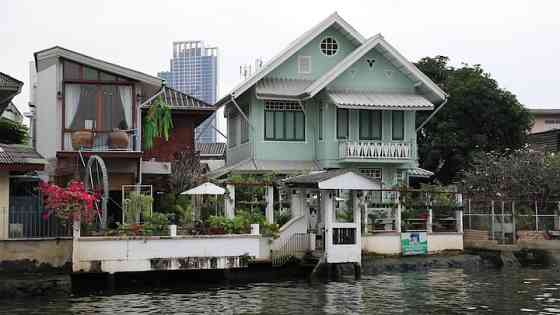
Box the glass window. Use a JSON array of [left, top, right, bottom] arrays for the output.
[[65, 84, 132, 132], [359, 110, 382, 140], [337, 108, 349, 139], [63, 61, 81, 80], [83, 66, 98, 80], [264, 101, 305, 141], [392, 111, 404, 140], [320, 37, 338, 56]]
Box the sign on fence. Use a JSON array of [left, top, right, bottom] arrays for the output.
[[401, 232, 428, 255]]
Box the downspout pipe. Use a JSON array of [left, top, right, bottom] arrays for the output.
[[416, 97, 449, 133]]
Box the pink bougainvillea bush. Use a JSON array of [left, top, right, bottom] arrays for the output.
[[39, 180, 99, 224]]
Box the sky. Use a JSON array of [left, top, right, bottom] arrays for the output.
[[2, 0, 559, 122]]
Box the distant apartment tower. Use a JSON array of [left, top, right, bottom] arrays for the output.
[[158, 41, 218, 143]]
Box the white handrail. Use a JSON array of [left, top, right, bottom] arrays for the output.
[[339, 141, 413, 160]]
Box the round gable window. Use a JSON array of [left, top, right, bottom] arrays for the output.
[[320, 37, 338, 56]]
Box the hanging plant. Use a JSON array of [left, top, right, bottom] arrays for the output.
[[143, 95, 173, 150]]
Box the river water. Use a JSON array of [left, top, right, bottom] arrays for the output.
[[3, 268, 560, 314]]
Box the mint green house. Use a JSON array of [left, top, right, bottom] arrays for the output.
[[213, 12, 447, 190]]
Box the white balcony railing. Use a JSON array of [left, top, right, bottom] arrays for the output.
[[63, 130, 137, 152], [339, 141, 414, 160]]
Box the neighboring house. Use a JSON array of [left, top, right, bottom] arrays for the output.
[[527, 129, 560, 154], [0, 72, 23, 114], [196, 142, 226, 172], [1, 102, 24, 123], [158, 41, 219, 143], [528, 108, 560, 134], [212, 13, 446, 192], [30, 46, 214, 224]]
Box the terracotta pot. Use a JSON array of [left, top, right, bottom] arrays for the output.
[[71, 130, 93, 150], [109, 129, 129, 149]]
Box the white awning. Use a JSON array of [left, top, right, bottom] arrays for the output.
[[407, 167, 434, 178], [328, 91, 434, 111], [181, 182, 225, 195]]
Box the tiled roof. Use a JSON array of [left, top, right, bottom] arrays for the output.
[[141, 86, 214, 110], [196, 142, 226, 156], [0, 143, 47, 167], [256, 78, 313, 99], [327, 91, 434, 110]]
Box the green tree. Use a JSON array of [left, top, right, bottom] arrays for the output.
[[415, 56, 532, 184], [0, 117, 28, 144]]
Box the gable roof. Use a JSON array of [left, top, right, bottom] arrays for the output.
[[215, 12, 365, 107], [34, 46, 162, 87], [283, 169, 380, 190], [305, 35, 447, 104]]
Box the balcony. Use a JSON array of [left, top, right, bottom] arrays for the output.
[[62, 130, 138, 153], [339, 140, 415, 161]]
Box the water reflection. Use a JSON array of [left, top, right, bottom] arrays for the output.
[[3, 268, 560, 314]]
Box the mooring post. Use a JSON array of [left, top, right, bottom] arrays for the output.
[[501, 201, 505, 242], [354, 263, 361, 280], [535, 200, 539, 232], [491, 200, 495, 240], [512, 201, 517, 244]]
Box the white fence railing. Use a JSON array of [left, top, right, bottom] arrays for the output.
[[0, 207, 70, 240], [339, 141, 413, 160], [271, 233, 311, 266]]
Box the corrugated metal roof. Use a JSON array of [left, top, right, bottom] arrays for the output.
[[208, 159, 322, 178], [283, 169, 351, 185], [256, 78, 313, 99], [0, 143, 47, 166], [141, 86, 214, 110], [196, 142, 226, 156], [328, 91, 434, 110]]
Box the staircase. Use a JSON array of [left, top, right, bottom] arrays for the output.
[[272, 232, 312, 266]]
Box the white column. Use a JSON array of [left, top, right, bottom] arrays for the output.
[[72, 219, 80, 272], [396, 194, 402, 233], [225, 184, 235, 219], [362, 190, 368, 235], [427, 208, 433, 233], [456, 210, 463, 233], [353, 191, 362, 255], [265, 186, 274, 224], [291, 189, 302, 218], [321, 190, 334, 261]]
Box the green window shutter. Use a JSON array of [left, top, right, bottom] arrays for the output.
[[359, 110, 370, 140], [274, 112, 284, 139], [295, 111, 305, 140], [265, 111, 275, 139], [372, 110, 382, 140], [337, 108, 348, 139], [285, 111, 295, 140], [392, 111, 404, 140]]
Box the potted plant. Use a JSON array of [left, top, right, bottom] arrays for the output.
[[39, 180, 99, 227], [143, 96, 173, 150], [71, 129, 94, 150], [109, 120, 129, 149]]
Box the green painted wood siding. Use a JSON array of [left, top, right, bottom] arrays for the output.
[[267, 26, 359, 81]]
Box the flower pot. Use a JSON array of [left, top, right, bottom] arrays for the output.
[[71, 130, 93, 150], [109, 129, 129, 149]]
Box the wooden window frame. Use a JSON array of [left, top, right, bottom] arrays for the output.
[[264, 101, 305, 142]]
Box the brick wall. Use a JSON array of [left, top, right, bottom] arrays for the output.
[[517, 230, 547, 241]]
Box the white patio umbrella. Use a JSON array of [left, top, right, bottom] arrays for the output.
[[181, 182, 226, 218]]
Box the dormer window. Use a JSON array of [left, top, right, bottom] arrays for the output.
[[320, 37, 338, 56], [298, 56, 311, 74]]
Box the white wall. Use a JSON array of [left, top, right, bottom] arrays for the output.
[[0, 172, 9, 240], [35, 62, 61, 161], [427, 233, 463, 252], [76, 235, 262, 273], [362, 233, 401, 255]]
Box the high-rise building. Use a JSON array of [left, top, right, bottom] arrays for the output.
[[159, 41, 218, 143]]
